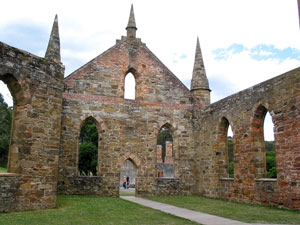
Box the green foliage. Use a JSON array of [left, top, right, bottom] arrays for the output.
[[78, 142, 98, 176], [78, 119, 98, 176], [0, 93, 12, 168], [80, 119, 98, 146], [265, 141, 276, 178], [227, 137, 234, 177], [0, 166, 7, 173], [157, 127, 173, 162], [265, 141, 275, 152], [266, 151, 276, 178], [229, 162, 234, 178]]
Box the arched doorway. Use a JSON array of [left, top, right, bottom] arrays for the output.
[[0, 81, 12, 173], [119, 158, 137, 196], [157, 123, 174, 178], [0, 73, 26, 174]]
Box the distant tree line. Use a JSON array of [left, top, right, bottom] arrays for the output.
[[0, 93, 12, 168], [78, 119, 98, 176]]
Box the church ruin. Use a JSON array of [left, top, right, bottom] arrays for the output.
[[0, 6, 300, 212]]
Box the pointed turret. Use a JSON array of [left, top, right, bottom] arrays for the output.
[[126, 4, 137, 38], [191, 37, 211, 106], [45, 15, 61, 64]]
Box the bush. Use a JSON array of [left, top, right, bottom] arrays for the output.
[[78, 142, 98, 176]]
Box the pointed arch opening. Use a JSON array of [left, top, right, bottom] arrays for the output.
[[78, 117, 99, 176], [218, 117, 234, 178], [264, 111, 276, 178], [157, 124, 174, 178], [252, 105, 276, 178], [119, 158, 136, 196], [124, 72, 136, 100], [0, 73, 26, 174], [0, 81, 12, 173]]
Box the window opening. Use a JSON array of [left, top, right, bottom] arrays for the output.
[[157, 125, 174, 177], [0, 81, 13, 173], [78, 118, 98, 176], [264, 112, 276, 178], [124, 72, 135, 100]]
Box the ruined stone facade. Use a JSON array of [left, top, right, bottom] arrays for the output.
[[0, 6, 299, 212]]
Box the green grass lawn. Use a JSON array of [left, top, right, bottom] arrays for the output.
[[0, 195, 197, 225], [146, 196, 300, 224], [0, 166, 7, 173]]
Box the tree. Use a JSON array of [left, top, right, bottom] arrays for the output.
[[78, 119, 98, 176], [78, 142, 98, 176], [157, 127, 173, 162], [227, 137, 234, 178], [265, 141, 276, 178], [0, 93, 12, 168]]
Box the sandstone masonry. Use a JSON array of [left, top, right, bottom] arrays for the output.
[[0, 6, 299, 212]]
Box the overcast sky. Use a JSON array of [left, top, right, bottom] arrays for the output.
[[0, 0, 299, 140]]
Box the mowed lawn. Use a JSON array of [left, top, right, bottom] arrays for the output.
[[0, 195, 197, 225], [146, 196, 300, 224]]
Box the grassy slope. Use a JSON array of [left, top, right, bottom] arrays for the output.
[[0, 195, 197, 225], [146, 196, 300, 224]]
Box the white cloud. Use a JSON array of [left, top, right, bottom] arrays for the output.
[[0, 0, 299, 141]]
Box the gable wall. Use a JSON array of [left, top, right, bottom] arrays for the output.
[[58, 37, 198, 196]]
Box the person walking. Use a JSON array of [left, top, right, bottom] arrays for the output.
[[126, 175, 130, 189], [123, 176, 127, 189]]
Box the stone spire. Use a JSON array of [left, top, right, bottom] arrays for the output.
[[191, 37, 209, 91], [126, 4, 137, 38], [191, 37, 210, 106], [45, 15, 61, 64]]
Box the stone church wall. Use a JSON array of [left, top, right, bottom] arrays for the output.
[[0, 7, 299, 212], [57, 37, 199, 197], [196, 68, 300, 209], [0, 41, 64, 211]]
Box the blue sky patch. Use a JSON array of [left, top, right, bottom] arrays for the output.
[[0, 23, 48, 56], [250, 44, 300, 61], [213, 44, 245, 60], [213, 44, 300, 62]]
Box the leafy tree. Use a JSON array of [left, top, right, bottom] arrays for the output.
[[78, 142, 98, 176], [157, 127, 173, 162], [227, 137, 234, 178], [265, 141, 275, 152], [80, 119, 98, 146], [0, 93, 12, 168], [78, 119, 98, 176], [265, 141, 276, 178]]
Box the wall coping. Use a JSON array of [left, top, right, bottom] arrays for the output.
[[255, 178, 277, 182], [219, 177, 234, 181], [0, 173, 20, 177]]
